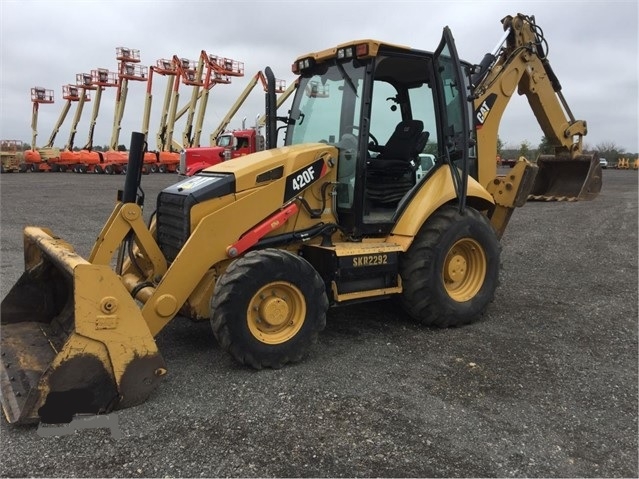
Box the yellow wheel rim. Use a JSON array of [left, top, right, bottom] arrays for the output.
[[247, 281, 306, 344], [442, 238, 487, 302]]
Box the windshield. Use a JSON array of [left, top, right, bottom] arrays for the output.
[[286, 59, 366, 146], [216, 134, 232, 147]]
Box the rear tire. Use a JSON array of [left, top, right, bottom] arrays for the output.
[[211, 249, 328, 369], [93, 165, 103, 174], [399, 205, 500, 327]]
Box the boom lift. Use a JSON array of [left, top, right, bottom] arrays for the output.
[[100, 47, 149, 174], [177, 55, 208, 149], [180, 72, 293, 176], [1, 13, 600, 424], [140, 58, 179, 172], [151, 57, 198, 173], [210, 70, 287, 144], [148, 55, 233, 173], [187, 50, 244, 149], [58, 69, 118, 173], [37, 84, 90, 171], [22, 87, 54, 172], [49, 74, 95, 172]]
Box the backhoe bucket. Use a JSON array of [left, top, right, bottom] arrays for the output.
[[528, 154, 602, 201], [1, 227, 165, 424]]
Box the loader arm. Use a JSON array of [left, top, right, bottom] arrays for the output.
[[472, 13, 601, 201]]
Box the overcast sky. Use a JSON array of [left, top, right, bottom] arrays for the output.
[[1, 0, 637, 154]]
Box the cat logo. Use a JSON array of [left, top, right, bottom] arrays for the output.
[[475, 93, 497, 128]]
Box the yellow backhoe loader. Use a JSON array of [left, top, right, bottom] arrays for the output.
[[1, 13, 601, 424]]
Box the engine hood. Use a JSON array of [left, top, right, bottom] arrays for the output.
[[199, 143, 338, 193]]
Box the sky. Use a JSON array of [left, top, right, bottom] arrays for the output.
[[1, 0, 638, 154]]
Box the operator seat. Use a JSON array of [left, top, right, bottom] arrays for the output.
[[366, 120, 429, 206]]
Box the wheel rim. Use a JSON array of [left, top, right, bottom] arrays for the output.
[[247, 281, 306, 344], [442, 238, 487, 302]]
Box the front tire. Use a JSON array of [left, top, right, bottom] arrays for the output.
[[211, 249, 328, 369], [399, 205, 500, 327]]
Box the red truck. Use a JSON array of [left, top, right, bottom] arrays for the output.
[[178, 128, 265, 176]]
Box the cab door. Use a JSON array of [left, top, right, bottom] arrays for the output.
[[433, 27, 471, 211]]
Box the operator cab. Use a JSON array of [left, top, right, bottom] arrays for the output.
[[286, 32, 473, 237]]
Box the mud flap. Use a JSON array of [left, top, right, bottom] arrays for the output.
[[1, 227, 166, 424], [529, 154, 602, 201]]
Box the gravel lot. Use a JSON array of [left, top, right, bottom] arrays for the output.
[[0, 168, 637, 478]]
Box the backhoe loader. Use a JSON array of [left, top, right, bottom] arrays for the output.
[[0, 13, 601, 424]]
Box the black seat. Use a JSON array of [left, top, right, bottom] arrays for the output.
[[367, 120, 429, 205]]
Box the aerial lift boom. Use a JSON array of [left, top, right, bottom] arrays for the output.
[[101, 47, 149, 174], [46, 85, 79, 148], [83, 69, 118, 152], [178, 55, 207, 149], [64, 74, 94, 152], [189, 50, 244, 148], [109, 48, 148, 151], [23, 87, 54, 171], [207, 70, 286, 145]]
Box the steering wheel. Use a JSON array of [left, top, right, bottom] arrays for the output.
[[344, 125, 379, 149]]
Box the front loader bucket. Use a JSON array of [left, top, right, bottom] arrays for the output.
[[528, 154, 602, 201], [1, 227, 166, 424]]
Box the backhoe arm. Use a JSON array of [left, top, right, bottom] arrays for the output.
[[473, 13, 600, 202]]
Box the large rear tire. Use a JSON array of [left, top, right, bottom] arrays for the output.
[[399, 205, 500, 327], [211, 249, 328, 369]]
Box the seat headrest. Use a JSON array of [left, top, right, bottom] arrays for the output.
[[393, 120, 424, 139]]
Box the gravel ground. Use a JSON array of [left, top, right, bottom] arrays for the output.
[[0, 168, 637, 478]]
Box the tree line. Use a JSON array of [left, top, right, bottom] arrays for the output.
[[498, 136, 637, 163]]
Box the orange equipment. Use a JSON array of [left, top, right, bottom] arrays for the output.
[[40, 84, 91, 171], [58, 69, 118, 173], [49, 74, 95, 172], [22, 87, 54, 172]]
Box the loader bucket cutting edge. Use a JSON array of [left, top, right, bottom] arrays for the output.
[[528, 154, 602, 201], [1, 227, 166, 424]]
